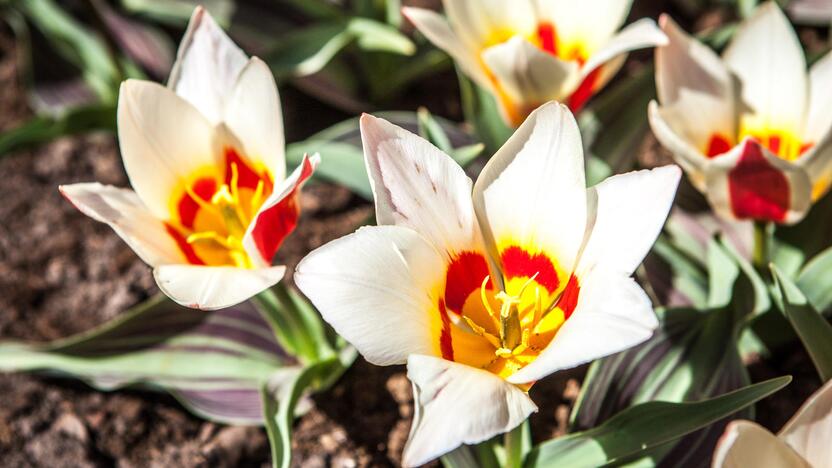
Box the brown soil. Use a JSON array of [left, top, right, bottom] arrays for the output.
[[0, 4, 826, 467]]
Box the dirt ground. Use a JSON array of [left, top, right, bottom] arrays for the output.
[[0, 4, 826, 467]]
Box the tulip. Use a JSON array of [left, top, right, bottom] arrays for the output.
[[60, 7, 318, 310], [712, 379, 832, 467], [295, 102, 681, 465], [403, 0, 667, 127], [649, 2, 832, 224]]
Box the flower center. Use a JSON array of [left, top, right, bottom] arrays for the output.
[[165, 148, 273, 268], [437, 249, 581, 381]]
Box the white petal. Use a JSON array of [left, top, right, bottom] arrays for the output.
[[59, 183, 183, 266], [654, 15, 736, 150], [224, 57, 285, 183], [482, 37, 580, 108], [473, 102, 586, 274], [806, 50, 832, 141], [723, 2, 808, 136], [648, 100, 710, 191], [117, 80, 217, 219], [580, 18, 668, 81], [712, 420, 811, 468], [799, 50, 832, 199], [154, 264, 286, 310], [507, 267, 657, 384], [535, 0, 634, 52], [294, 226, 445, 366], [402, 354, 537, 467], [360, 114, 483, 259], [703, 138, 812, 224], [778, 379, 832, 466], [242, 153, 318, 267], [577, 165, 681, 276], [441, 0, 537, 50], [168, 6, 249, 123], [402, 7, 493, 92]]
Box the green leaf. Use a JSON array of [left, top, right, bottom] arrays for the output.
[[268, 23, 354, 77], [526, 377, 791, 468], [458, 70, 513, 153], [280, 0, 344, 20], [346, 17, 415, 55], [120, 0, 235, 25], [286, 140, 371, 199], [0, 295, 297, 424], [0, 104, 116, 157], [286, 112, 476, 199], [706, 238, 740, 308], [797, 245, 832, 314], [20, 0, 121, 101], [772, 265, 832, 382], [262, 353, 353, 468], [268, 17, 414, 77]]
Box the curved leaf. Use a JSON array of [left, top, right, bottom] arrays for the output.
[[525, 377, 791, 468]]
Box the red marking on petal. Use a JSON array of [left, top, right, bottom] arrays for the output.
[[177, 177, 217, 229], [249, 157, 315, 263], [537, 22, 557, 56], [444, 252, 492, 314], [225, 147, 272, 192], [707, 134, 733, 158], [800, 142, 814, 155], [500, 246, 560, 293], [165, 223, 205, 265], [438, 299, 454, 361], [556, 274, 580, 320], [728, 141, 790, 223], [567, 68, 601, 113]]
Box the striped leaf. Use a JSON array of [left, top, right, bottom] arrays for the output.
[[0, 295, 299, 425]]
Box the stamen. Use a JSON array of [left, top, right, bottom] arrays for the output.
[[462, 316, 502, 349], [186, 231, 233, 249], [480, 276, 496, 319]]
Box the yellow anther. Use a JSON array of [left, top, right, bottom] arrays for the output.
[[480, 275, 496, 319], [462, 316, 502, 349], [186, 231, 233, 248]]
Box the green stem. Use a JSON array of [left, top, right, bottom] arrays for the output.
[[504, 421, 530, 468], [253, 284, 320, 363], [752, 221, 769, 271]]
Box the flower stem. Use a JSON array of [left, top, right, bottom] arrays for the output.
[[504, 421, 530, 468], [752, 221, 770, 271], [254, 284, 321, 363]]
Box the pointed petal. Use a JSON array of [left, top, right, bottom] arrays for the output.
[[59, 183, 183, 266], [117, 80, 217, 219], [402, 354, 537, 467], [441, 0, 537, 49], [778, 380, 832, 466], [154, 264, 286, 310], [577, 165, 681, 276], [224, 57, 285, 182], [654, 14, 736, 152], [648, 100, 711, 190], [580, 18, 668, 81], [360, 114, 483, 259], [402, 7, 493, 92], [703, 138, 812, 224], [806, 50, 832, 142], [535, 0, 634, 52], [473, 102, 586, 276], [242, 154, 318, 267], [800, 50, 832, 199], [723, 2, 808, 137], [294, 226, 446, 366], [482, 37, 580, 110], [712, 420, 811, 468], [168, 6, 248, 123], [507, 267, 657, 384]]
